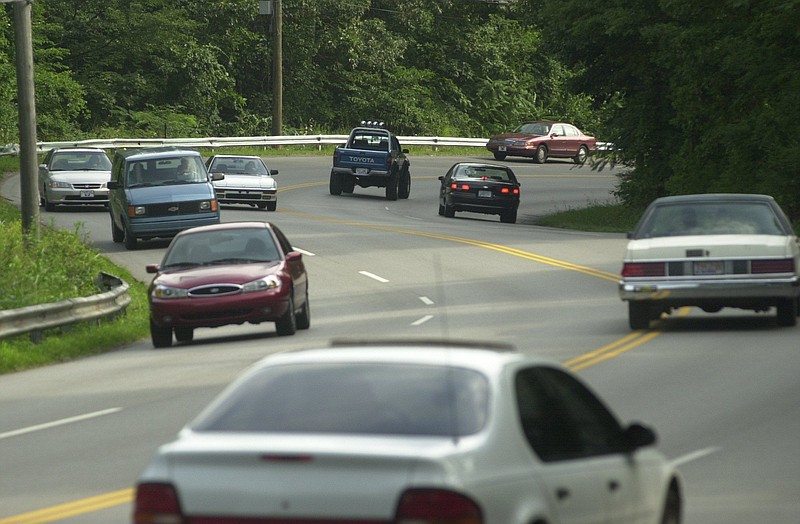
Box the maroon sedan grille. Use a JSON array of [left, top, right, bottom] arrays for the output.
[[188, 284, 242, 297]]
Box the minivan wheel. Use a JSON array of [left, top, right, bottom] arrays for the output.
[[124, 226, 137, 250], [110, 215, 124, 243]]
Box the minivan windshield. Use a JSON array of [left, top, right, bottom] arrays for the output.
[[127, 155, 208, 187]]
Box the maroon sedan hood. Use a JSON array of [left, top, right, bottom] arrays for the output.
[[155, 262, 283, 288]]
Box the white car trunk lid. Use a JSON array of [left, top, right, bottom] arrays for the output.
[[626, 234, 793, 260]]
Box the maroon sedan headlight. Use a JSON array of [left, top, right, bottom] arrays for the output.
[[152, 284, 189, 299], [242, 274, 282, 293]]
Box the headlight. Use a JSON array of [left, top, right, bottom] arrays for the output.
[[242, 275, 281, 293], [200, 200, 211, 211], [48, 181, 71, 189], [152, 285, 189, 299], [128, 205, 146, 217]]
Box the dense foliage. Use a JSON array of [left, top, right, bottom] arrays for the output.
[[1, 0, 799, 215]]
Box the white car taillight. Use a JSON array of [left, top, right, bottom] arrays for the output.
[[395, 488, 483, 524], [133, 482, 184, 524]]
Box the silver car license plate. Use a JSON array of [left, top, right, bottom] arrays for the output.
[[80, 190, 95, 198], [693, 261, 723, 275]]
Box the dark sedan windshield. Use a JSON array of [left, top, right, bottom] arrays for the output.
[[192, 363, 490, 437]]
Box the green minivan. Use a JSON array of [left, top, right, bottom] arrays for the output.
[[107, 148, 222, 250]]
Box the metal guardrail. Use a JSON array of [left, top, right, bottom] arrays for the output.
[[21, 134, 491, 153], [0, 272, 131, 343]]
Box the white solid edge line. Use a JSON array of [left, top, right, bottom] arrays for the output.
[[670, 446, 722, 467], [359, 271, 389, 283], [411, 315, 435, 326], [0, 407, 123, 440]]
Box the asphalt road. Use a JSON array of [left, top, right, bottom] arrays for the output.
[[1, 153, 798, 523]]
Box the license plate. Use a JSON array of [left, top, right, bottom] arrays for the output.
[[693, 261, 723, 275], [498, 145, 507, 152], [80, 190, 95, 198], [355, 167, 368, 175], [478, 190, 492, 198]]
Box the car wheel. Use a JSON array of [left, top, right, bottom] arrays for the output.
[[398, 168, 411, 199], [628, 301, 652, 330], [174, 327, 194, 343], [385, 171, 399, 201], [660, 485, 682, 524], [444, 202, 455, 218], [342, 176, 355, 194], [296, 290, 310, 330], [535, 144, 548, 164], [275, 296, 297, 336], [124, 225, 137, 250], [110, 214, 124, 243], [150, 319, 173, 348], [500, 209, 517, 224], [574, 145, 589, 164], [257, 202, 268, 209], [492, 152, 507, 161], [329, 170, 343, 195], [776, 298, 797, 326], [266, 201, 277, 211], [43, 188, 55, 212], [438, 201, 445, 216]]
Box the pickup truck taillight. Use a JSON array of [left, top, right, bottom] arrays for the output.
[[395, 488, 483, 523]]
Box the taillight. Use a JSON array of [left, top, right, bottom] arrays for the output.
[[395, 488, 482, 524], [751, 258, 795, 274], [134, 482, 184, 524], [499, 187, 519, 195], [622, 262, 666, 277]]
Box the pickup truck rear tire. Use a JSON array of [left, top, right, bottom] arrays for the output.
[[342, 176, 355, 193], [398, 168, 411, 199], [386, 172, 399, 201], [329, 170, 343, 195]]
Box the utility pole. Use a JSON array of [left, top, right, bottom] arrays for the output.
[[11, 0, 39, 239], [271, 0, 283, 137]]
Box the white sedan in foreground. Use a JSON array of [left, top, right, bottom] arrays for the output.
[[134, 341, 682, 524], [620, 193, 800, 329]]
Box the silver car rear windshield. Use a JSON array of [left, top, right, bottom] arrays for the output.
[[635, 202, 787, 238], [192, 363, 490, 437]]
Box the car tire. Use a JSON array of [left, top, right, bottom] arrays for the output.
[[385, 171, 399, 201], [776, 298, 797, 326], [660, 485, 682, 524], [500, 210, 517, 224], [124, 225, 138, 250], [150, 319, 173, 348], [398, 168, 411, 199], [628, 301, 652, 330], [296, 290, 310, 330], [444, 202, 455, 218], [329, 171, 343, 195], [43, 188, 55, 212], [438, 201, 445, 216], [110, 214, 124, 243], [174, 327, 194, 343], [342, 176, 355, 194], [492, 152, 507, 161], [535, 145, 548, 164], [574, 145, 589, 165], [257, 202, 268, 209], [266, 201, 277, 211], [275, 296, 297, 336]]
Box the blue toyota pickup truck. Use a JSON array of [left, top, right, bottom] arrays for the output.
[[330, 122, 411, 200]]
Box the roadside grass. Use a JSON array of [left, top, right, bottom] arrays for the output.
[[0, 147, 634, 374]]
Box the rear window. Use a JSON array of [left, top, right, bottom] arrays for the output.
[[635, 202, 787, 238], [192, 363, 490, 437]]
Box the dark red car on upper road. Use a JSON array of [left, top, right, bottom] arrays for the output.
[[486, 120, 597, 164]]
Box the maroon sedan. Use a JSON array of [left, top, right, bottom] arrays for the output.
[[486, 120, 597, 164], [145, 221, 309, 348]]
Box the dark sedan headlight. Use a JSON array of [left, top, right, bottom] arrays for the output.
[[242, 275, 282, 293], [152, 285, 189, 299]]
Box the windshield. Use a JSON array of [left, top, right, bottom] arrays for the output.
[[635, 202, 787, 238], [126, 155, 208, 187], [162, 229, 280, 267], [208, 157, 269, 176], [192, 362, 490, 437], [515, 122, 550, 135], [50, 151, 111, 171]]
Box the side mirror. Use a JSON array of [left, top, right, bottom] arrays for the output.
[[107, 180, 120, 190], [270, 169, 279, 176], [402, 148, 409, 154], [145, 264, 160, 274], [622, 422, 657, 452], [626, 231, 634, 239], [210, 172, 224, 181]]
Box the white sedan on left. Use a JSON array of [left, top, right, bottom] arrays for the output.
[[38, 147, 112, 211], [206, 154, 279, 211]]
